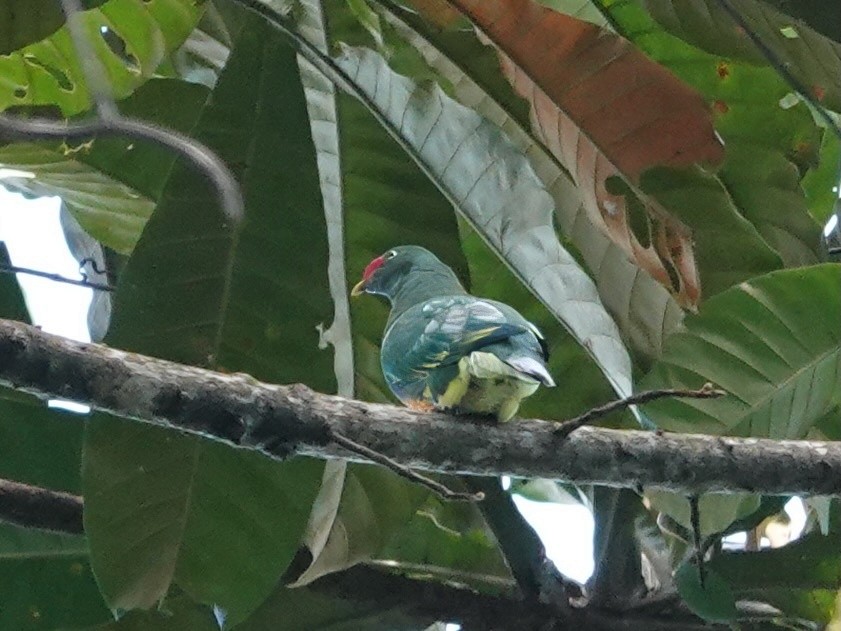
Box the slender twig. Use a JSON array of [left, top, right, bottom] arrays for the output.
[[330, 431, 483, 502], [689, 495, 706, 589], [553, 384, 726, 437], [78, 257, 107, 276], [713, 0, 841, 141], [0, 263, 114, 292]]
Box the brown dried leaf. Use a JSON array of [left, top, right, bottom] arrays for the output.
[[446, 0, 724, 306]]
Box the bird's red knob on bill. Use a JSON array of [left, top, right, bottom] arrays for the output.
[[351, 246, 555, 422]]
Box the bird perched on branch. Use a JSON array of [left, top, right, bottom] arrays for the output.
[[351, 245, 554, 422]]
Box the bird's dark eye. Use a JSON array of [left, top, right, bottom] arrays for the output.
[[385, 250, 397, 260]]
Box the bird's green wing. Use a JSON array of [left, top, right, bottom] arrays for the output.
[[381, 297, 531, 401]]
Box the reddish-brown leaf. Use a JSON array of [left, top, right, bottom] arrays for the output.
[[441, 0, 725, 306]]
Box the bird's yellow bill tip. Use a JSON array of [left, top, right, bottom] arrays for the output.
[[350, 279, 366, 297]]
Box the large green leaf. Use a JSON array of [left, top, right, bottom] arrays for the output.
[[0, 143, 154, 254], [0, 0, 202, 115], [290, 0, 485, 588], [376, 492, 512, 593], [674, 563, 737, 623], [84, 423, 323, 624], [640, 0, 841, 112], [803, 128, 841, 225], [290, 464, 429, 586], [0, 79, 210, 253], [0, 0, 107, 55], [83, 17, 332, 623], [74, 78, 211, 206], [0, 556, 109, 628], [641, 264, 841, 437]]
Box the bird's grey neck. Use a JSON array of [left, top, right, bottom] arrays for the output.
[[387, 268, 466, 322]]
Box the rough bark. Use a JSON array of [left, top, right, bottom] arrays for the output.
[[1, 318, 840, 497], [0, 478, 83, 534]]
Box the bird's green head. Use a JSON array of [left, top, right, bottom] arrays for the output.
[[351, 246, 464, 305]]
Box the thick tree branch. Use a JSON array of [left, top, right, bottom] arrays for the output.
[[1, 318, 840, 497]]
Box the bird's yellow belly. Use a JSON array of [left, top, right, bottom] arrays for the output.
[[435, 352, 540, 422]]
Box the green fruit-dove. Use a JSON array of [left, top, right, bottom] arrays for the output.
[[351, 246, 554, 421]]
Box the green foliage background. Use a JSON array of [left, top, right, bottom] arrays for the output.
[[0, 0, 839, 627]]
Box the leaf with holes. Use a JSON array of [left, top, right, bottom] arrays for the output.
[[82, 18, 332, 624], [440, 0, 728, 307], [0, 0, 202, 115], [640, 0, 841, 112]]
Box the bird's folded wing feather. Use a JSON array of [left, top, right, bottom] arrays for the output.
[[394, 297, 531, 373]]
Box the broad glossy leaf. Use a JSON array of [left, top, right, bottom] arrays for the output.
[[292, 0, 476, 586], [334, 44, 634, 400], [0, 556, 109, 628], [0, 1, 108, 54], [719, 143, 821, 267], [641, 264, 841, 437], [71, 78, 211, 205], [0, 523, 87, 558], [83, 19, 331, 623], [640, 0, 841, 111], [447, 0, 728, 307], [0, 0, 202, 115], [803, 130, 841, 225], [84, 423, 323, 623], [646, 492, 761, 538]]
